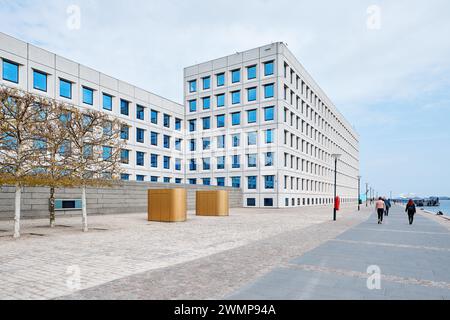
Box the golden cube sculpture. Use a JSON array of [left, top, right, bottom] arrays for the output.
[[148, 189, 187, 222], [196, 190, 229, 216]]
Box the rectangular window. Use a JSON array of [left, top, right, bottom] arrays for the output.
[[59, 79, 72, 99], [248, 154, 257, 168], [264, 83, 275, 98], [120, 99, 129, 116], [121, 174, 130, 181], [247, 198, 256, 206], [231, 91, 241, 104], [231, 69, 241, 83], [175, 118, 182, 131], [264, 198, 274, 207], [247, 176, 257, 189], [217, 135, 225, 148], [264, 106, 274, 121], [264, 61, 274, 76], [265, 152, 274, 166], [217, 156, 225, 170], [163, 114, 171, 128], [163, 156, 170, 169], [247, 87, 257, 102], [33, 70, 47, 92], [175, 138, 182, 151], [247, 65, 257, 80], [164, 177, 171, 183], [150, 131, 158, 146], [150, 154, 158, 168], [163, 135, 171, 149], [136, 128, 145, 143], [136, 152, 145, 166], [2, 60, 19, 83], [232, 177, 241, 188], [151, 176, 159, 182], [102, 146, 112, 161], [202, 117, 211, 130], [264, 175, 275, 189], [120, 149, 130, 164], [202, 158, 211, 170], [232, 134, 240, 147], [232, 155, 240, 169], [189, 80, 197, 93], [247, 109, 257, 123], [151, 109, 158, 124], [120, 125, 129, 140], [189, 100, 197, 112], [231, 112, 241, 126], [202, 97, 211, 110], [136, 105, 145, 120], [216, 114, 225, 128], [188, 178, 197, 185], [175, 178, 182, 184], [189, 159, 197, 171], [189, 139, 196, 151], [189, 119, 196, 132], [203, 178, 211, 186], [202, 138, 211, 150], [216, 177, 225, 187], [217, 94, 225, 107], [216, 73, 225, 87], [248, 132, 257, 145], [102, 93, 112, 110], [265, 129, 274, 143], [202, 76, 210, 90], [136, 175, 145, 182]]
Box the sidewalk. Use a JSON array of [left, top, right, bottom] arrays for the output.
[[229, 205, 450, 299]]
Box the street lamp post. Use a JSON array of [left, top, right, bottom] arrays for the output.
[[357, 176, 361, 211], [365, 183, 369, 207], [332, 154, 342, 221]]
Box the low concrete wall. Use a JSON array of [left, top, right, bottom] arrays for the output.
[[0, 182, 243, 220]]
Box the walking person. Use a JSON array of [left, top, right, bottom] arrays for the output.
[[405, 199, 416, 225], [384, 197, 391, 216], [375, 197, 385, 224]]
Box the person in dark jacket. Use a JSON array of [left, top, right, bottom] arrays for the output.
[[384, 198, 392, 216], [405, 199, 416, 225]]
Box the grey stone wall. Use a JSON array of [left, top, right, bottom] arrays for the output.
[[0, 182, 243, 220]]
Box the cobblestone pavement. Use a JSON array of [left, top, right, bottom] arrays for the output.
[[0, 205, 364, 300], [229, 205, 450, 300]]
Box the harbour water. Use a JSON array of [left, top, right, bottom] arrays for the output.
[[423, 199, 450, 216]]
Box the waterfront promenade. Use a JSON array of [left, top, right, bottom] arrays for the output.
[[229, 205, 450, 299]]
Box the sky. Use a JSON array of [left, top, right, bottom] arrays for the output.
[[0, 0, 449, 197]]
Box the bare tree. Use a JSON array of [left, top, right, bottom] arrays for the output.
[[0, 87, 48, 238], [65, 107, 125, 232]]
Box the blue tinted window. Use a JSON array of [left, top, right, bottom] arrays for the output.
[[151, 176, 159, 182], [217, 94, 225, 107], [264, 83, 274, 98], [248, 132, 257, 145], [202, 138, 211, 150], [33, 70, 47, 92], [151, 131, 158, 146], [264, 106, 274, 121], [136, 152, 145, 166], [232, 177, 241, 188], [120, 99, 129, 116], [189, 100, 197, 112], [136, 128, 145, 143], [189, 178, 197, 185], [102, 146, 112, 161], [231, 91, 240, 104], [137, 105, 145, 120], [265, 152, 274, 166], [247, 109, 257, 123], [231, 69, 240, 83], [136, 175, 145, 182], [203, 158, 210, 170], [120, 149, 130, 164], [248, 154, 257, 167], [190, 139, 196, 151], [202, 117, 210, 130], [247, 87, 257, 101], [151, 110, 158, 124], [265, 129, 274, 143], [203, 178, 211, 186], [216, 177, 225, 187], [175, 118, 182, 130], [232, 134, 240, 147], [163, 177, 171, 184], [217, 135, 225, 148], [217, 73, 225, 86], [189, 159, 197, 171], [163, 135, 171, 149], [189, 80, 197, 92], [202, 97, 210, 110], [120, 125, 129, 140], [121, 174, 130, 181], [217, 156, 225, 170], [247, 198, 256, 206], [248, 176, 257, 189], [151, 154, 158, 167], [163, 114, 171, 128], [265, 175, 275, 189], [2, 60, 19, 83], [189, 119, 196, 132], [175, 178, 182, 184], [216, 114, 225, 128], [163, 156, 170, 169], [175, 138, 182, 151], [247, 65, 257, 80], [264, 198, 274, 207], [231, 112, 240, 126], [175, 158, 182, 171], [102, 93, 111, 110], [264, 61, 274, 76], [203, 76, 210, 90], [59, 79, 72, 99], [232, 155, 240, 168]]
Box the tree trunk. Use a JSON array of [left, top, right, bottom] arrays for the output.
[[13, 183, 21, 238], [81, 186, 88, 232], [49, 187, 56, 228]]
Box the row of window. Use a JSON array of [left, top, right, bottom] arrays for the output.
[[186, 152, 275, 171], [188, 61, 274, 93], [120, 127, 183, 150], [188, 83, 274, 111], [187, 130, 274, 151], [120, 174, 183, 184]]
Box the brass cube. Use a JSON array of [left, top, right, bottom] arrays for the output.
[[148, 189, 187, 222], [196, 190, 229, 216]]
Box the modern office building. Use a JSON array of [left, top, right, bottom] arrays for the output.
[[1, 33, 359, 208], [184, 42, 359, 208]]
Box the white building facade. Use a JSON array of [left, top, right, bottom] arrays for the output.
[[184, 43, 359, 208], [1, 33, 359, 209]]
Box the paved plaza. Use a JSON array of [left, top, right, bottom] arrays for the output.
[[1, 204, 448, 300]]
